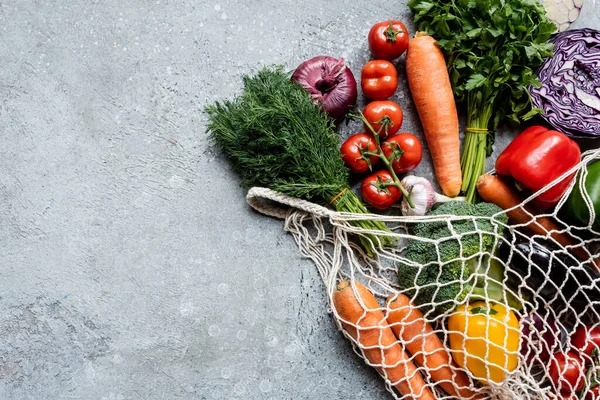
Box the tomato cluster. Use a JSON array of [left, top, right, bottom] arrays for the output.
[[550, 325, 600, 398], [339, 20, 422, 211]]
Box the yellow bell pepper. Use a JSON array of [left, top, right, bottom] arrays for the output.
[[448, 301, 520, 384]]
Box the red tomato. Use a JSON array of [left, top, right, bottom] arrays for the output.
[[586, 387, 600, 400], [340, 133, 379, 174], [361, 60, 398, 100], [381, 133, 423, 174], [361, 170, 401, 210], [549, 352, 585, 393], [571, 325, 600, 358], [363, 100, 403, 138], [560, 392, 580, 400], [368, 20, 409, 61]]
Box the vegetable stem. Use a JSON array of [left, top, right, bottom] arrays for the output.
[[331, 188, 395, 255], [460, 92, 493, 203]]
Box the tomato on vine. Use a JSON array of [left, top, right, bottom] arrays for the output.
[[571, 325, 600, 358], [363, 100, 403, 138], [368, 20, 409, 61], [340, 133, 379, 174], [361, 170, 401, 210], [381, 133, 423, 174], [549, 351, 585, 393], [586, 386, 600, 400]]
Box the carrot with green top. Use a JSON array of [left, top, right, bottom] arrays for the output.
[[406, 32, 462, 197]]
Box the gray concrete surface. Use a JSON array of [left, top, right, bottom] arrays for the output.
[[1, 1, 599, 399]]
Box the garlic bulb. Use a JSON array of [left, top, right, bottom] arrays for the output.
[[400, 176, 463, 216], [542, 0, 582, 32]]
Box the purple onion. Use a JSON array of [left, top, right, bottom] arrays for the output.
[[291, 56, 357, 122], [530, 28, 600, 138], [521, 311, 562, 364]]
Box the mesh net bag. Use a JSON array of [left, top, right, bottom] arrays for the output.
[[247, 148, 600, 400]]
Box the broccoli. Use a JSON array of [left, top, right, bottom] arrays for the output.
[[398, 201, 521, 316]]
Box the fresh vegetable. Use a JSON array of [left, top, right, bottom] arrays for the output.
[[291, 56, 358, 122], [448, 301, 520, 383], [397, 200, 520, 316], [206, 67, 393, 254], [363, 100, 403, 138], [340, 133, 380, 174], [361, 170, 401, 210], [563, 160, 600, 231], [399, 176, 461, 217], [361, 60, 398, 100], [381, 133, 422, 174], [530, 29, 600, 138], [549, 351, 585, 392], [332, 281, 435, 399], [368, 20, 409, 61], [586, 386, 600, 400], [495, 126, 581, 210], [571, 325, 600, 358], [476, 174, 600, 268], [386, 294, 478, 398], [405, 32, 462, 198], [409, 0, 555, 202], [542, 0, 582, 32], [520, 311, 561, 365], [499, 235, 600, 311]]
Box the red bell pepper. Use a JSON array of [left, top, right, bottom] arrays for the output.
[[495, 126, 581, 210]]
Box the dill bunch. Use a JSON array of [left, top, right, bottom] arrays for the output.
[[205, 66, 393, 253]]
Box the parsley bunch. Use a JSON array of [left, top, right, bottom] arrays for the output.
[[408, 0, 556, 202]]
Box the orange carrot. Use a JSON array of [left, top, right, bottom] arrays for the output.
[[332, 281, 435, 400], [386, 294, 480, 399], [406, 32, 461, 197], [476, 173, 600, 269]]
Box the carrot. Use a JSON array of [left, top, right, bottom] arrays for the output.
[[386, 294, 480, 399], [332, 280, 435, 400], [406, 32, 461, 197], [476, 173, 600, 269]]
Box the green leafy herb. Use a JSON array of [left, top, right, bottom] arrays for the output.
[[408, 0, 556, 202], [205, 67, 393, 253]]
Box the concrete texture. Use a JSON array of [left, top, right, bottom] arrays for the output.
[[0, 1, 598, 399]]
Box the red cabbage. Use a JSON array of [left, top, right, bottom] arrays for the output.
[[530, 28, 600, 138]]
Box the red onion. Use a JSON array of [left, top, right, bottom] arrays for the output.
[[521, 311, 561, 364], [291, 56, 357, 122]]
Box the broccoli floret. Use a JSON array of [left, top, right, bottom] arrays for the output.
[[397, 201, 520, 316]]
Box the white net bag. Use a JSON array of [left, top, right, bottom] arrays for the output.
[[247, 148, 600, 400]]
